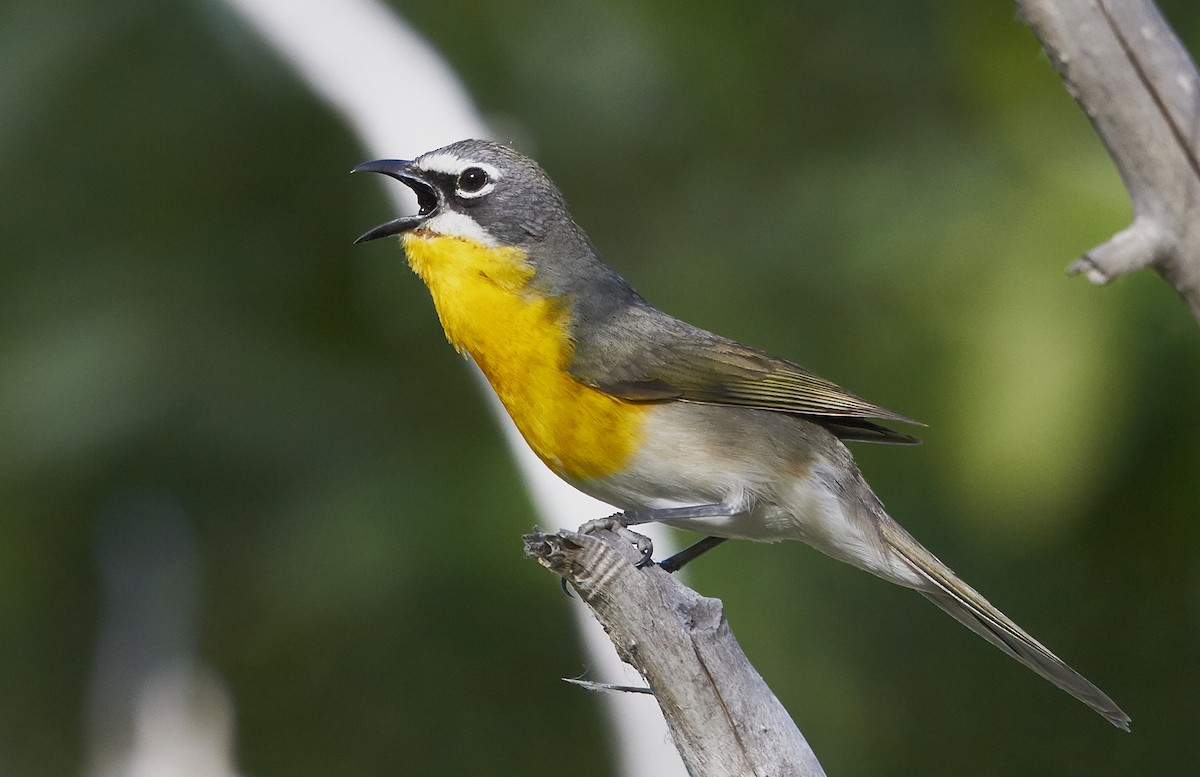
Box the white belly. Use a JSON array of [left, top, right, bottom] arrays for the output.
[[570, 401, 925, 587]]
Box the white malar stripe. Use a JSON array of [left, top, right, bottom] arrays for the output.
[[421, 210, 498, 246]]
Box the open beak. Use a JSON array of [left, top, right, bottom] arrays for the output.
[[351, 159, 441, 243]]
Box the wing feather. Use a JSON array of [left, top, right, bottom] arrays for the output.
[[569, 308, 922, 444]]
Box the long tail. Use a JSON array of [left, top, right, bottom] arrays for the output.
[[878, 519, 1130, 730]]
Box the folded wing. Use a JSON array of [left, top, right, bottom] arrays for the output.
[[569, 307, 922, 445]]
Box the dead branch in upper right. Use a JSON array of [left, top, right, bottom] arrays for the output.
[[1017, 0, 1200, 323]]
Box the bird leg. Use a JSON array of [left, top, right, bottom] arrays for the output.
[[658, 536, 728, 573], [579, 504, 736, 569]]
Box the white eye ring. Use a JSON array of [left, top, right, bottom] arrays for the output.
[[454, 164, 497, 198]]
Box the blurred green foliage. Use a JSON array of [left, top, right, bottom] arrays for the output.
[[2, 0, 1198, 775]]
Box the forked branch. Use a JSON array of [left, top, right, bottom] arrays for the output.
[[1017, 0, 1200, 322]]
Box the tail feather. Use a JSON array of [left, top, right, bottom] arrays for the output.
[[879, 520, 1131, 730]]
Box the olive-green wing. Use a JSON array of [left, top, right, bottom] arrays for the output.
[[570, 314, 922, 444]]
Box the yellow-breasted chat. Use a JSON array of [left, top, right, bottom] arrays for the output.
[[352, 139, 1128, 730]]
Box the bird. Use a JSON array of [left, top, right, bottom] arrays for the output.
[[352, 139, 1129, 729]]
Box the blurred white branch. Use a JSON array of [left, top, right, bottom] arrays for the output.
[[216, 1, 685, 775], [117, 662, 239, 777], [1017, 0, 1200, 323], [85, 494, 241, 777]]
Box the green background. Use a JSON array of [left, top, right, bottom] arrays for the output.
[[3, 0, 1199, 775]]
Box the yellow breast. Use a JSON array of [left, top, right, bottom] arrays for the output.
[[401, 232, 646, 481]]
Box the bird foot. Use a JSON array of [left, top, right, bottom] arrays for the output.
[[578, 514, 655, 568]]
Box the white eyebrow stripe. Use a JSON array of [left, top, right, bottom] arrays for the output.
[[415, 153, 501, 183], [415, 151, 467, 176]]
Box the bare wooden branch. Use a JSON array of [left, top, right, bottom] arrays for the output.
[[1016, 0, 1200, 322], [524, 528, 826, 777]]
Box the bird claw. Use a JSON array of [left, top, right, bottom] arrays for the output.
[[579, 514, 655, 568]]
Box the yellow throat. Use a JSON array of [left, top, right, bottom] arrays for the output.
[[401, 232, 646, 481]]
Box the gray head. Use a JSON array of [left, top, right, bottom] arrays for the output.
[[354, 139, 642, 314], [352, 139, 584, 248]]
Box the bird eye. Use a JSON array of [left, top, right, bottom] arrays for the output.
[[456, 167, 491, 195]]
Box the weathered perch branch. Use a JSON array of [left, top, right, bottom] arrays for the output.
[[524, 528, 825, 777], [1017, 0, 1200, 323]]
